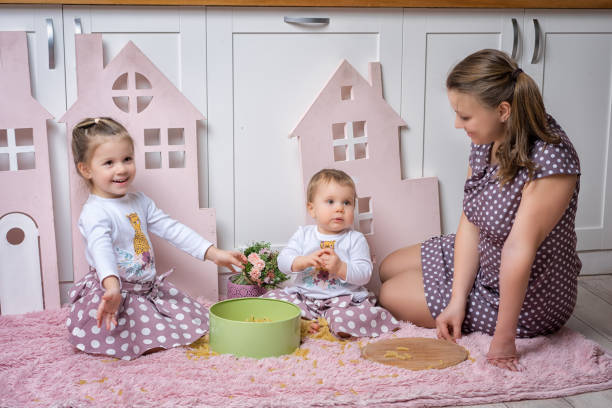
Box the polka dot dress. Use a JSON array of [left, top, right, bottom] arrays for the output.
[[263, 289, 399, 338], [422, 116, 581, 338], [66, 269, 208, 360]]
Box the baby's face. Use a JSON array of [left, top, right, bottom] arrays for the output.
[[307, 181, 355, 235]]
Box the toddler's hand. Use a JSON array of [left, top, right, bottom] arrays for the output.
[[97, 287, 121, 331], [206, 246, 247, 270], [292, 250, 325, 272], [319, 248, 346, 279]]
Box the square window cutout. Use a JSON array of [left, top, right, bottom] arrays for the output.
[[358, 197, 371, 213], [355, 142, 368, 160], [0, 129, 7, 147], [359, 219, 373, 235], [145, 151, 162, 169], [144, 129, 160, 146], [341, 86, 353, 100], [15, 128, 34, 146], [17, 151, 35, 170], [352, 121, 366, 138], [0, 153, 9, 171], [334, 145, 347, 162], [168, 151, 185, 168], [332, 123, 346, 140], [168, 128, 185, 145]]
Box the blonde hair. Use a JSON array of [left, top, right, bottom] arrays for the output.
[[446, 49, 560, 185], [72, 117, 133, 182], [306, 168, 356, 203]]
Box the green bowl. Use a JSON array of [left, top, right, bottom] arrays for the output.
[[209, 297, 301, 358]]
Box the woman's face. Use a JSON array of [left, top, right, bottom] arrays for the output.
[[447, 89, 507, 146]]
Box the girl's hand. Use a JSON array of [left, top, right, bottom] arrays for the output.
[[97, 287, 121, 330], [435, 299, 466, 342], [206, 246, 247, 270], [319, 248, 346, 279], [487, 332, 521, 371], [292, 250, 325, 272]]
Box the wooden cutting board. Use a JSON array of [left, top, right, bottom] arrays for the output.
[[361, 337, 469, 370]]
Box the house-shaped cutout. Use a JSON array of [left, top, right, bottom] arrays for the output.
[[0, 31, 61, 314], [60, 34, 218, 301], [291, 60, 441, 294]]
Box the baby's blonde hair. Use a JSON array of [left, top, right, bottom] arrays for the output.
[[71, 117, 133, 183], [306, 168, 356, 203]]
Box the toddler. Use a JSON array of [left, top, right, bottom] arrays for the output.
[[264, 168, 399, 337], [66, 117, 246, 360]]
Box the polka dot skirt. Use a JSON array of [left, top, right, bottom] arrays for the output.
[[423, 116, 582, 338], [263, 289, 399, 338], [66, 269, 208, 360]]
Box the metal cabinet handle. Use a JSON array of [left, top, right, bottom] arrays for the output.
[[46, 18, 55, 69], [74, 18, 82, 34], [511, 18, 519, 60], [531, 18, 542, 64], [284, 17, 330, 25]]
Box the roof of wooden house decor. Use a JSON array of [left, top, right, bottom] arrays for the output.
[[289, 60, 406, 139], [60, 34, 204, 125]]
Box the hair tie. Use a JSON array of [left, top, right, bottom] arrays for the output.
[[511, 68, 523, 81]]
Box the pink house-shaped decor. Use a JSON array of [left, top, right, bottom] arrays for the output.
[[291, 60, 441, 294], [0, 31, 61, 314], [60, 34, 218, 301]]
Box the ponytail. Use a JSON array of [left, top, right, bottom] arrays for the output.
[[447, 49, 560, 185]]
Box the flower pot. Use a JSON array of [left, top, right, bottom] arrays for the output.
[[226, 275, 267, 299]]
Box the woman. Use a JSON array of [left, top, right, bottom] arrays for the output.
[[379, 49, 581, 371]]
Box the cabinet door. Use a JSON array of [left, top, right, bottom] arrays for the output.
[[0, 5, 67, 302], [61, 6, 208, 299], [207, 7, 403, 250], [403, 9, 523, 235], [522, 10, 612, 251]]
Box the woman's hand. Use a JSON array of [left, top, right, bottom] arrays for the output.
[[435, 299, 466, 342], [205, 246, 247, 270], [487, 332, 520, 371], [97, 278, 121, 330]]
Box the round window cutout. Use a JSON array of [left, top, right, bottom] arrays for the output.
[[6, 227, 25, 245]]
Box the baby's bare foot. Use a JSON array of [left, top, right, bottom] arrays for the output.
[[309, 321, 320, 333]]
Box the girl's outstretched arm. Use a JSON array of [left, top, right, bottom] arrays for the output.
[[204, 246, 247, 270]]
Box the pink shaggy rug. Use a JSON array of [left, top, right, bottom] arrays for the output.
[[1, 307, 611, 408]]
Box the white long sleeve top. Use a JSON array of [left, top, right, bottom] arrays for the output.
[[78, 192, 212, 286], [278, 225, 372, 301]]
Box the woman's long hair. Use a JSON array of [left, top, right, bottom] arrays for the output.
[[446, 49, 560, 185]]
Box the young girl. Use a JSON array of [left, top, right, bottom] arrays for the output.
[[379, 49, 581, 371], [264, 168, 399, 338], [66, 117, 246, 360]]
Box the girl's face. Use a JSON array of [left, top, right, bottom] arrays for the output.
[[447, 89, 508, 146], [78, 137, 135, 199], [307, 181, 355, 235]]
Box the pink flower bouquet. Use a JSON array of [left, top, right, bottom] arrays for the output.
[[230, 242, 288, 289]]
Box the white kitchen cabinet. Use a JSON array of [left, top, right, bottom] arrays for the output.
[[0, 5, 69, 298], [521, 10, 612, 251], [207, 7, 404, 252], [2, 6, 610, 304], [401, 9, 524, 234]]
